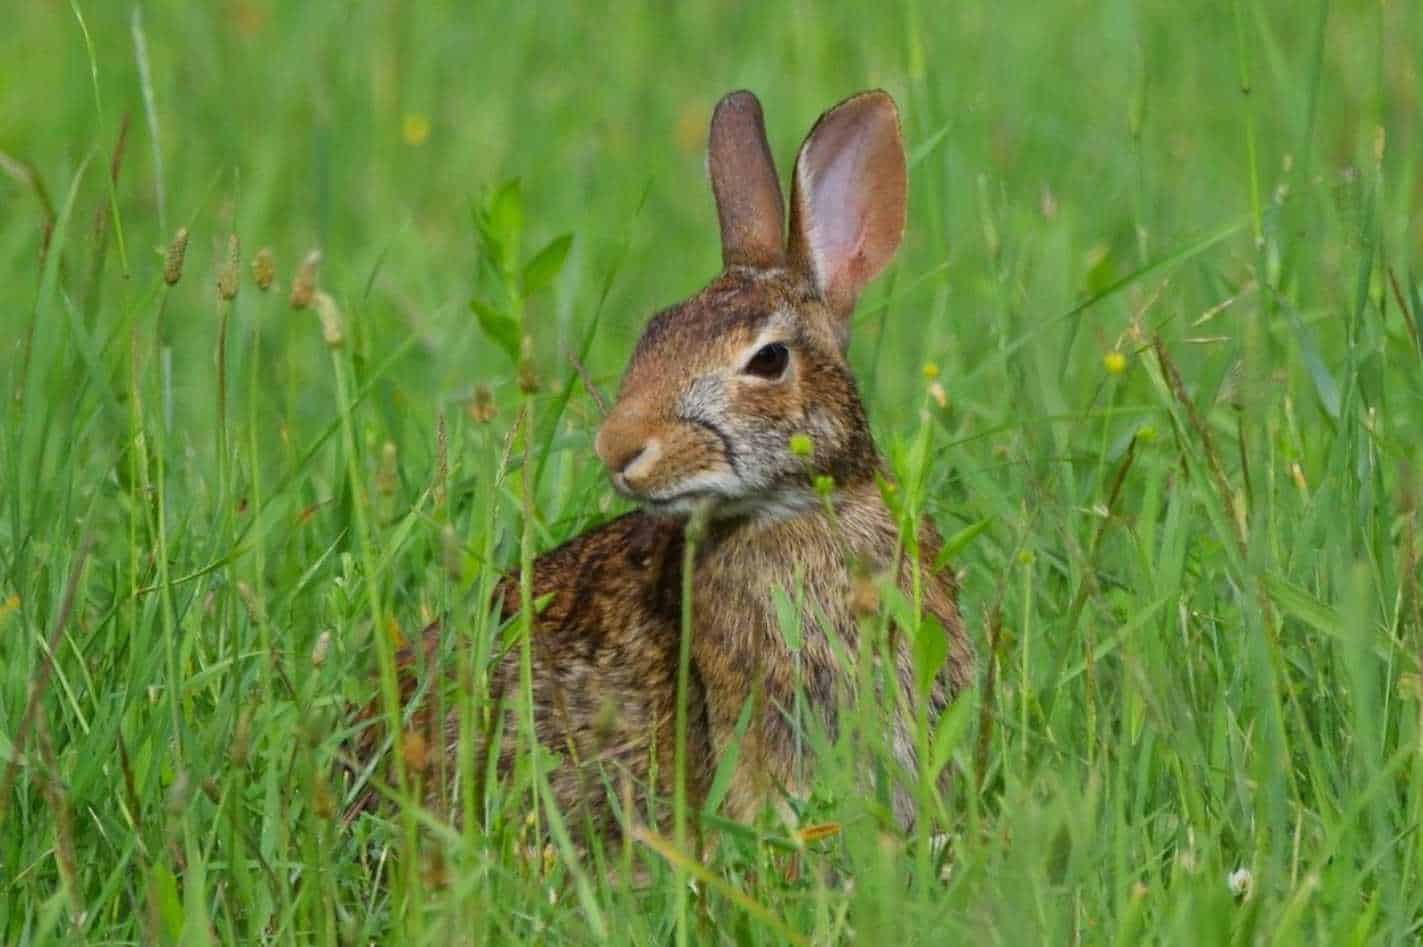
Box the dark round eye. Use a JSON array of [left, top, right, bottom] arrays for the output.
[[742, 342, 789, 379]]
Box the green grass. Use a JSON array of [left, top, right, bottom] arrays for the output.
[[3, 1, 1422, 943]]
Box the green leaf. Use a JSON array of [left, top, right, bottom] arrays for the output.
[[521, 233, 573, 298], [1264, 575, 1342, 636], [1282, 299, 1341, 420], [702, 694, 756, 816], [698, 813, 804, 852], [935, 518, 992, 570], [148, 863, 184, 944], [0, 729, 23, 767], [1084, 244, 1118, 297], [929, 689, 975, 778], [488, 178, 523, 249], [964, 217, 1245, 386], [908, 123, 950, 170], [770, 584, 802, 652], [469, 297, 521, 364], [914, 615, 950, 696]]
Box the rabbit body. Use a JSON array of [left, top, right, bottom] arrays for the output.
[[359, 89, 974, 846], [370, 511, 705, 842]]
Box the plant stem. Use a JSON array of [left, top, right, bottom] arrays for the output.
[[675, 500, 710, 947]]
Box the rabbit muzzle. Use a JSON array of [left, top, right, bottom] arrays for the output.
[[595, 407, 740, 512]]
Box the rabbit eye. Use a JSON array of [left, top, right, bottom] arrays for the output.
[[742, 342, 789, 379]]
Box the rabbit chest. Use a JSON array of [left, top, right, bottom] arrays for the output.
[[690, 490, 970, 826]]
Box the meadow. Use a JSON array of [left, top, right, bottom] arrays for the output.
[[2, 1, 1422, 943]]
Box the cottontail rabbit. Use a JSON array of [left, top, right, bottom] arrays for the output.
[[351, 89, 972, 843]]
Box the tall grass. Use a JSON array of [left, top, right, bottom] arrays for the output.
[[1, 1, 1421, 943]]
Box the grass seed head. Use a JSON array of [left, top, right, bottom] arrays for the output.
[[162, 226, 189, 285], [252, 246, 275, 290], [313, 291, 344, 348], [289, 249, 321, 309], [1226, 867, 1253, 900], [310, 630, 332, 668], [217, 233, 241, 300], [468, 384, 497, 424]]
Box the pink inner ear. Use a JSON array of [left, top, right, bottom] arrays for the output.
[[805, 141, 873, 294], [789, 92, 906, 318]]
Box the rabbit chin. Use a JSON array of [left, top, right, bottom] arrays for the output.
[[639, 478, 820, 523]]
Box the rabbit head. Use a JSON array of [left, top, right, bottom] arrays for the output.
[[595, 90, 907, 519]]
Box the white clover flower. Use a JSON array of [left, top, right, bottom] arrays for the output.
[[1227, 867, 1253, 899]]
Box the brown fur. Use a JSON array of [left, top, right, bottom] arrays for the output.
[[349, 89, 974, 847], [350, 513, 710, 844]]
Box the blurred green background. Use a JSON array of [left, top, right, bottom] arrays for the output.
[[2, 1, 1422, 943], [6, 2, 1416, 411]]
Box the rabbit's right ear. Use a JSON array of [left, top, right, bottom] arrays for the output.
[[708, 91, 786, 269], [787, 91, 906, 340]]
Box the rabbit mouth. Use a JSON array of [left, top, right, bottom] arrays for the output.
[[638, 492, 722, 518], [636, 483, 819, 522]]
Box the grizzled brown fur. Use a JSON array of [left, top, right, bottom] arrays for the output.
[[350, 89, 973, 848], [351, 513, 710, 842]]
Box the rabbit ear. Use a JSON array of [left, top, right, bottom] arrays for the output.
[[787, 91, 906, 335], [708, 91, 787, 269]]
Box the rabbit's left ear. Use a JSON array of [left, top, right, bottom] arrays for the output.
[[709, 91, 787, 269], [787, 91, 906, 338]]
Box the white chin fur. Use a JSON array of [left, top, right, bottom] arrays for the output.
[[716, 488, 820, 521], [641, 480, 819, 522]]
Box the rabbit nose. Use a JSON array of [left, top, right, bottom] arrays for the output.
[[595, 417, 661, 489]]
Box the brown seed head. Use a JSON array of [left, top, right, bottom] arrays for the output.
[[217, 233, 241, 300], [163, 226, 189, 285], [252, 246, 275, 290], [289, 249, 321, 309], [467, 384, 497, 424]]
